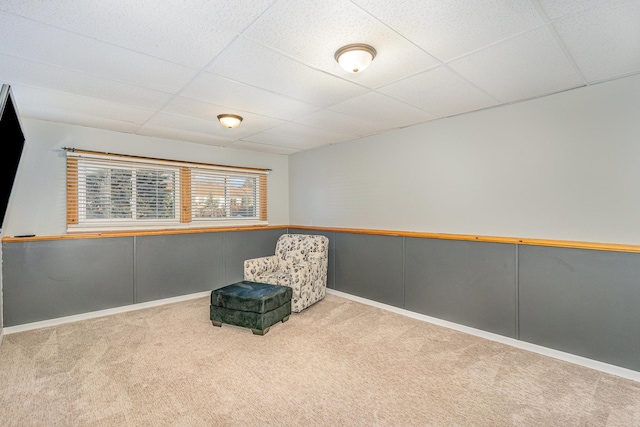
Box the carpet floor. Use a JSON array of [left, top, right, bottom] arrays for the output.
[[1, 293, 639, 426]]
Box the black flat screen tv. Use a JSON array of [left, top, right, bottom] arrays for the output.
[[0, 84, 25, 230]]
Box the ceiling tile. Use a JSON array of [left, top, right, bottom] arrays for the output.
[[0, 11, 196, 92], [550, 1, 640, 82], [0, 54, 173, 110], [244, 0, 439, 87], [228, 140, 301, 155], [145, 112, 232, 138], [169, 0, 277, 34], [16, 104, 142, 134], [352, 0, 545, 61], [208, 38, 369, 107], [136, 123, 235, 146], [10, 84, 156, 124], [356, 38, 441, 89], [264, 122, 353, 145], [146, 110, 282, 141], [0, 1, 242, 69], [162, 97, 285, 133], [330, 91, 436, 128], [242, 131, 331, 150], [449, 27, 585, 103], [379, 66, 500, 117], [181, 73, 319, 120], [295, 109, 390, 137], [537, 0, 634, 20]]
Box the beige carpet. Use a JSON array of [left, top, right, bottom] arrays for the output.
[[1, 294, 639, 426]]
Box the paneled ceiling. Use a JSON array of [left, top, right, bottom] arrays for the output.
[[1, 0, 639, 155]]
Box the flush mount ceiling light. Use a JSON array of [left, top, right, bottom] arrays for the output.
[[217, 114, 243, 128], [334, 43, 377, 73]]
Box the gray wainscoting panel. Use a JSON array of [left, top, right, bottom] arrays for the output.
[[519, 245, 640, 371], [404, 238, 517, 337], [288, 228, 335, 289], [136, 233, 224, 303], [2, 238, 134, 326], [223, 229, 285, 284], [334, 233, 404, 307]]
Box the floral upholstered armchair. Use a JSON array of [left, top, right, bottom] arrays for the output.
[[244, 234, 329, 313]]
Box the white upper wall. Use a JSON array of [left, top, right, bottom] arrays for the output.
[[289, 73, 640, 245], [3, 119, 289, 237]]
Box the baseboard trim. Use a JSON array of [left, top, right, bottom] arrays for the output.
[[2, 291, 211, 335], [326, 289, 640, 383]]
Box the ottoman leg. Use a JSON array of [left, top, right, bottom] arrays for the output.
[[282, 315, 290, 323], [211, 320, 222, 327], [251, 327, 270, 336]]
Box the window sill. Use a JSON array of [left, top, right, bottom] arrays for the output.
[[66, 220, 268, 234]]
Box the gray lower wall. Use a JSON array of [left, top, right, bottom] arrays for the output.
[[404, 238, 517, 338], [135, 233, 226, 303], [3, 238, 135, 326], [4, 228, 640, 372], [325, 233, 640, 372], [2, 229, 286, 326], [335, 233, 404, 308], [518, 245, 640, 371]]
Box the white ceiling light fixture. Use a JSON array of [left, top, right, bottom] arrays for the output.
[[334, 43, 377, 74], [217, 114, 243, 129]]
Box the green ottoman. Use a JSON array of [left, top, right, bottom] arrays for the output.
[[210, 281, 292, 335]]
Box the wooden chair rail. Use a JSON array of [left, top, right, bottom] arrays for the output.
[[3, 225, 640, 253]]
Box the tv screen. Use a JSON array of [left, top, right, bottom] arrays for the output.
[[0, 84, 25, 230]]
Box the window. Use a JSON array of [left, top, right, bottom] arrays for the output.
[[67, 150, 268, 232], [191, 170, 258, 220], [77, 159, 179, 223]]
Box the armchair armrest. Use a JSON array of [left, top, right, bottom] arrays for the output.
[[244, 255, 279, 281]]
